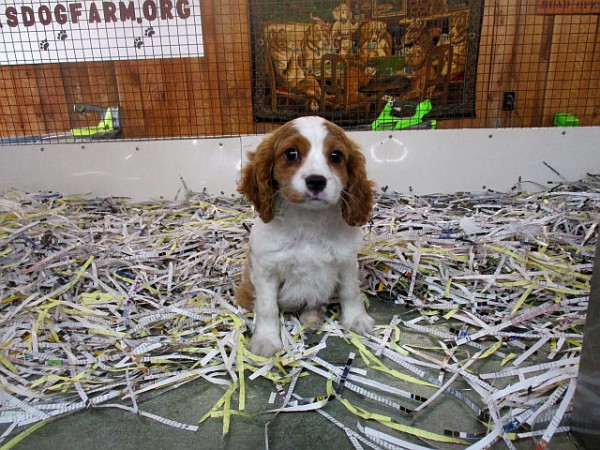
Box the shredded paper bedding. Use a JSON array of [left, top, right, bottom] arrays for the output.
[[0, 175, 598, 449]]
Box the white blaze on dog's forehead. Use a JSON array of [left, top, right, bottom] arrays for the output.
[[292, 116, 330, 175], [292, 116, 329, 149]]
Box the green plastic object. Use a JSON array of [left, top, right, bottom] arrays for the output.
[[553, 112, 580, 127], [71, 104, 121, 138], [0, 104, 120, 144], [372, 99, 435, 131]]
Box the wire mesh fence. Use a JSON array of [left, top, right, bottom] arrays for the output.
[[0, 0, 598, 142]]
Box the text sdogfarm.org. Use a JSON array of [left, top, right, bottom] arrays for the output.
[[1, 1, 192, 27]]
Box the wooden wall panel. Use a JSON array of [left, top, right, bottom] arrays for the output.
[[196, 0, 225, 137], [474, 0, 498, 128], [0, 67, 19, 138], [212, 0, 254, 135], [543, 15, 599, 126], [35, 64, 70, 134], [60, 63, 92, 130], [441, 1, 600, 129], [486, 0, 519, 128], [184, 58, 220, 136], [509, 1, 549, 128], [113, 61, 147, 138], [591, 23, 600, 123], [0, 0, 598, 140], [526, 13, 555, 128], [9, 66, 47, 137]]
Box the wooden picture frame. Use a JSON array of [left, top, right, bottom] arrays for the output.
[[372, 0, 407, 18]]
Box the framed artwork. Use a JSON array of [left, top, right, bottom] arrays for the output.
[[372, 0, 407, 18], [249, 0, 485, 125]]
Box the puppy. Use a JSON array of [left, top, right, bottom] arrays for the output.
[[236, 117, 375, 357], [358, 21, 393, 61]]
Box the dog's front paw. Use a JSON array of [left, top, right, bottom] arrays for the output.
[[342, 313, 375, 336], [248, 334, 283, 358]]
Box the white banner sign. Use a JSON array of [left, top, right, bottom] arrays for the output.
[[0, 1, 204, 65]]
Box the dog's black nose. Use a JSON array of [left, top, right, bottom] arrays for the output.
[[305, 175, 327, 193]]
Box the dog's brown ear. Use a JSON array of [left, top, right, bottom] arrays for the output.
[[341, 140, 375, 227], [237, 136, 277, 223]]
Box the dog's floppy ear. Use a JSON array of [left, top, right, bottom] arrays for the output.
[[238, 134, 278, 223], [341, 140, 375, 227]]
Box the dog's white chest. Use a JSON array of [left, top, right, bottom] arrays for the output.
[[276, 237, 341, 309], [250, 213, 361, 310]]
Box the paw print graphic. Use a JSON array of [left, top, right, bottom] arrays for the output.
[[39, 39, 49, 51], [144, 27, 155, 37], [133, 37, 144, 49], [57, 30, 68, 41]]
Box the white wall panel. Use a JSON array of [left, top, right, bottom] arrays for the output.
[[1, 127, 598, 200]]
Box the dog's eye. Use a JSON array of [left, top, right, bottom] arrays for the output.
[[330, 150, 343, 164], [284, 148, 300, 162]]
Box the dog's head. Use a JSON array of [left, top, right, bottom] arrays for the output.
[[304, 20, 333, 47], [403, 18, 426, 47], [238, 117, 374, 226], [333, 3, 352, 23], [360, 21, 389, 45]]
